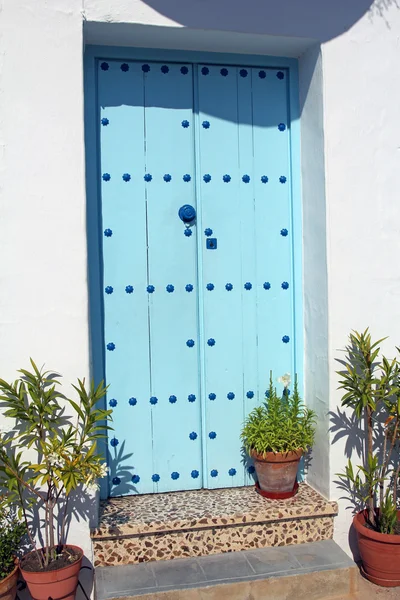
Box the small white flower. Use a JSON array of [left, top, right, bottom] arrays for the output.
[[47, 452, 63, 468], [277, 373, 291, 388]]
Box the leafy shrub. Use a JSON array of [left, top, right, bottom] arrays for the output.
[[241, 374, 316, 455], [0, 503, 25, 580]]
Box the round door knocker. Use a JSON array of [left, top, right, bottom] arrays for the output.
[[178, 204, 196, 225]]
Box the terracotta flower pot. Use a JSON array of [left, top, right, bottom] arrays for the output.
[[0, 563, 19, 600], [20, 546, 83, 600], [252, 449, 303, 497], [353, 510, 400, 587]]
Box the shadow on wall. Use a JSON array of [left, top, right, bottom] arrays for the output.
[[138, 0, 396, 40]]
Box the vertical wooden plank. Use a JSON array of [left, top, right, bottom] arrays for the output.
[[252, 67, 294, 402], [144, 62, 203, 492], [197, 64, 246, 489], [98, 59, 153, 495]]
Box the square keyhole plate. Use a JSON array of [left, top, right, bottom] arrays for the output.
[[206, 238, 217, 250]]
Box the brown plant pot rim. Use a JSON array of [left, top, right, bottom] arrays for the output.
[[20, 545, 83, 575], [251, 449, 303, 462], [0, 562, 19, 585], [353, 510, 400, 544]]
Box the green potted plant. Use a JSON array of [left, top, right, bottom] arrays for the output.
[[336, 329, 400, 587], [241, 373, 316, 499], [0, 360, 111, 600], [0, 501, 25, 600]]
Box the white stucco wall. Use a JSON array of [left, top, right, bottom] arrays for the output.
[[1, 0, 400, 567]]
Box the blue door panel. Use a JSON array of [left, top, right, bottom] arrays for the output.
[[97, 59, 298, 497]]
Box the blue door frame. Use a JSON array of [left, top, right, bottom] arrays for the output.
[[84, 45, 303, 500]]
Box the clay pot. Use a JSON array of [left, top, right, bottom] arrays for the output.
[[353, 510, 400, 587], [0, 563, 19, 600], [20, 546, 83, 600], [252, 449, 303, 496]]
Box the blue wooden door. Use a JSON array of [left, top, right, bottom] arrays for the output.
[[97, 60, 296, 496]]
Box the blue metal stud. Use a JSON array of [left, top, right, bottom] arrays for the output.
[[147, 285, 155, 293], [101, 118, 109, 126], [181, 66, 189, 75], [191, 470, 199, 478], [207, 338, 216, 346], [102, 173, 111, 182], [109, 398, 117, 407], [277, 71, 285, 80], [202, 121, 210, 129], [183, 174, 191, 182], [225, 283, 233, 291], [223, 174, 231, 183], [263, 282, 271, 290], [144, 174, 152, 182], [248, 465, 256, 474], [182, 120, 190, 128], [129, 397, 137, 406], [132, 475, 140, 484], [186, 339, 195, 347], [152, 473, 160, 482], [278, 123, 286, 132], [100, 62, 109, 71], [107, 342, 115, 351], [161, 65, 169, 74], [227, 392, 235, 400], [240, 69, 248, 77], [279, 176, 287, 184], [189, 432, 198, 440], [122, 173, 131, 182], [163, 174, 172, 182], [281, 229, 288, 237], [282, 335, 290, 343], [246, 391, 254, 399], [282, 281, 289, 290], [110, 437, 119, 447], [259, 70, 266, 79], [204, 228, 213, 236], [104, 228, 112, 237], [220, 68, 228, 76], [185, 284, 194, 292], [206, 283, 214, 291], [201, 67, 209, 75], [244, 282, 252, 290], [171, 471, 179, 480], [265, 390, 270, 398], [203, 174, 211, 183], [210, 469, 218, 477], [125, 285, 134, 294], [112, 477, 121, 485], [261, 175, 269, 183], [242, 174, 250, 183], [188, 394, 196, 402], [166, 284, 174, 293], [105, 286, 113, 294], [121, 63, 129, 72], [150, 396, 158, 405], [209, 431, 217, 439], [208, 393, 216, 401], [184, 229, 192, 237], [142, 64, 150, 73], [229, 468, 237, 476], [169, 395, 177, 404]]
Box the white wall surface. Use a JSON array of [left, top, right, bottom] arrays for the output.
[[0, 0, 94, 569], [1, 0, 400, 566]]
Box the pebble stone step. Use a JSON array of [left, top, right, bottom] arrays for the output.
[[92, 484, 338, 567], [95, 539, 358, 600]]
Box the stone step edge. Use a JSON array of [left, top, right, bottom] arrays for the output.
[[98, 566, 358, 600], [91, 511, 337, 541]]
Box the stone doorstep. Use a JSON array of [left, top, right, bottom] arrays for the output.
[[93, 484, 337, 538], [95, 539, 358, 600], [92, 484, 337, 567]]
